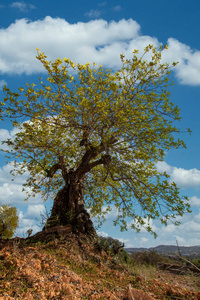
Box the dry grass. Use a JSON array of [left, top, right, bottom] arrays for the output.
[[0, 233, 200, 299]]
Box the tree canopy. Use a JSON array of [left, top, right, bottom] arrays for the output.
[[0, 204, 19, 239], [0, 45, 191, 236]]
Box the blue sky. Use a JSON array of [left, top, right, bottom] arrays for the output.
[[0, 0, 200, 248]]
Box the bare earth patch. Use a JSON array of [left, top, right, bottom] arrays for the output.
[[0, 231, 200, 299]]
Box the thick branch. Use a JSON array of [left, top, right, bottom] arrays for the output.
[[78, 154, 111, 177], [77, 154, 111, 178], [45, 163, 61, 178], [45, 155, 69, 184], [45, 137, 116, 181], [76, 144, 104, 177]]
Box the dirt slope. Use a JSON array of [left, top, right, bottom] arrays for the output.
[[0, 232, 199, 299]]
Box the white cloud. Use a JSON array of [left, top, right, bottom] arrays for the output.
[[154, 209, 200, 246], [15, 209, 41, 237], [102, 205, 122, 219], [0, 162, 43, 205], [171, 167, 200, 188], [124, 210, 200, 247], [173, 235, 186, 245], [0, 80, 6, 89], [0, 17, 151, 75], [162, 38, 200, 85], [0, 182, 25, 203], [156, 161, 200, 188], [128, 217, 158, 234], [98, 2, 107, 7], [190, 196, 200, 207], [194, 210, 200, 221], [140, 237, 149, 243], [10, 2, 36, 12], [97, 230, 109, 237], [0, 181, 42, 205], [0, 17, 198, 85], [0, 163, 26, 184], [0, 127, 20, 151], [85, 9, 102, 19], [24, 204, 45, 219], [156, 161, 172, 174], [113, 6, 122, 12], [182, 220, 200, 232], [117, 237, 130, 245], [97, 230, 130, 246]]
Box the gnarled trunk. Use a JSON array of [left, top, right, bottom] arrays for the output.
[[43, 173, 95, 235], [43, 141, 113, 236]]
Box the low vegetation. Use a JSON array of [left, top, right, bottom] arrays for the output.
[[0, 232, 200, 299], [0, 204, 18, 239]]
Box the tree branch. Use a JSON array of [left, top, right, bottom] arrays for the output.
[[76, 154, 111, 178], [45, 163, 61, 178]]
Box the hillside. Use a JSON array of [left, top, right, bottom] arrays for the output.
[[0, 229, 200, 299], [125, 245, 200, 256]]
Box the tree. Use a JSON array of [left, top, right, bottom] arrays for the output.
[[0, 204, 19, 239], [0, 45, 191, 237]]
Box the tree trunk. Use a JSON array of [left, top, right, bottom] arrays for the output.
[[42, 145, 112, 236], [43, 173, 96, 236]]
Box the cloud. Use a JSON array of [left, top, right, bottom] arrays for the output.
[[97, 230, 109, 237], [98, 2, 107, 7], [85, 9, 102, 19], [98, 206, 200, 247], [156, 161, 200, 189], [0, 162, 43, 205], [0, 163, 26, 184], [24, 204, 46, 219], [156, 214, 200, 245], [0, 127, 20, 151], [15, 209, 41, 237], [128, 218, 158, 234], [189, 196, 200, 207], [0, 181, 42, 205], [156, 161, 172, 174], [162, 38, 200, 85], [171, 167, 200, 188], [123, 208, 200, 247], [0, 17, 198, 85], [0, 17, 155, 75], [117, 237, 130, 245], [140, 237, 149, 243], [10, 2, 36, 12], [113, 6, 122, 12], [0, 80, 7, 90]]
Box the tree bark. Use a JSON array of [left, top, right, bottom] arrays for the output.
[[43, 142, 113, 236], [43, 172, 95, 235]]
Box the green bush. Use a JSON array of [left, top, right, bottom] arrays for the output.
[[130, 250, 167, 266], [94, 236, 125, 256], [0, 204, 19, 239], [192, 258, 200, 268]]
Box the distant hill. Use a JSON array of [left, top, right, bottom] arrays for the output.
[[125, 245, 200, 256]]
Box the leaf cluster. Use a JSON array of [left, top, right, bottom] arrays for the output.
[[0, 45, 191, 235]]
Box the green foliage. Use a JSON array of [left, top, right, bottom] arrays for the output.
[[130, 250, 167, 266], [192, 258, 200, 268], [0, 204, 19, 239], [94, 235, 124, 255], [0, 45, 191, 235]]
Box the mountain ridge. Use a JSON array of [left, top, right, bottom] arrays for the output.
[[125, 245, 200, 256]]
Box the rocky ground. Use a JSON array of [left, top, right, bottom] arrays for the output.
[[0, 230, 200, 299]]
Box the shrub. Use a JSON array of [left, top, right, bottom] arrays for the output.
[[0, 204, 19, 239], [130, 250, 167, 266]]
